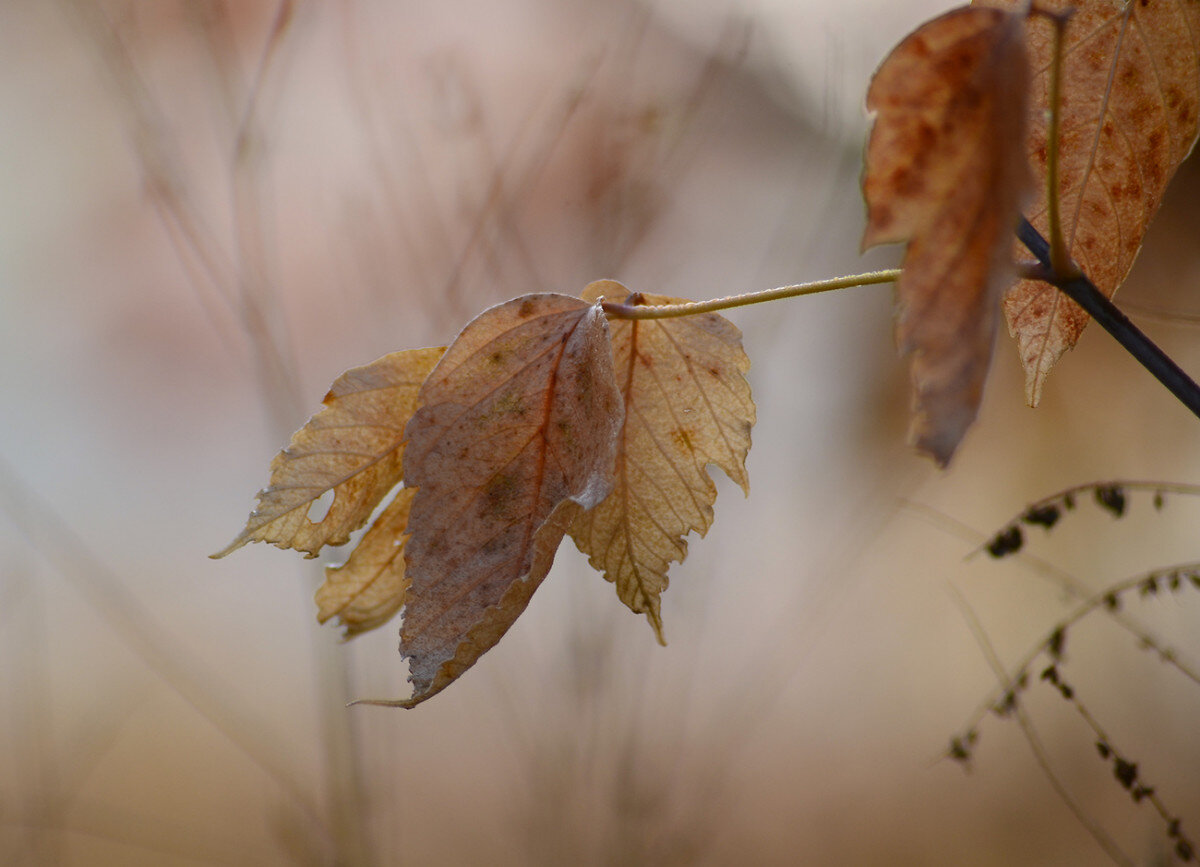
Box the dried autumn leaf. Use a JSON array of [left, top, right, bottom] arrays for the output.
[[982, 0, 1200, 404], [570, 280, 753, 643], [396, 293, 624, 707], [863, 6, 1031, 465], [214, 347, 444, 558], [315, 487, 416, 637]]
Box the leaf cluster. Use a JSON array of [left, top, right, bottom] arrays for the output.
[[217, 0, 1200, 706], [216, 282, 753, 706], [863, 0, 1200, 460]]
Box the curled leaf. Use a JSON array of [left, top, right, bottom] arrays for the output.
[[214, 347, 444, 558], [396, 293, 624, 707], [863, 5, 1031, 465], [571, 280, 754, 643], [315, 487, 416, 638]]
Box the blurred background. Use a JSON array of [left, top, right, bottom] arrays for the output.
[[2, 1, 1199, 864]]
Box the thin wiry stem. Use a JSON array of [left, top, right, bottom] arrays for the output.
[[902, 500, 1200, 722], [1043, 665, 1198, 860], [1120, 300, 1200, 327], [968, 479, 1200, 559], [948, 585, 1134, 866], [956, 562, 1200, 742], [601, 270, 900, 320]]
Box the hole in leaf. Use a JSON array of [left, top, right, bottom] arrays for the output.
[[308, 488, 336, 523]]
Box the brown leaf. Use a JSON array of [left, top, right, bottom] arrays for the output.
[[396, 293, 624, 707], [214, 347, 445, 558], [863, 6, 1031, 465], [315, 487, 415, 638], [214, 348, 444, 559], [570, 281, 753, 643], [984, 0, 1200, 404]]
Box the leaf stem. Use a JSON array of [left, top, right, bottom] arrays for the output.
[[600, 269, 901, 320], [1033, 6, 1080, 281], [1017, 218, 1200, 421]]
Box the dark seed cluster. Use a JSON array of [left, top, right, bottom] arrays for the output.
[[982, 483, 1177, 559]]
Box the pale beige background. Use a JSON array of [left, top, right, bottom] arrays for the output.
[[2, 1, 1199, 865]]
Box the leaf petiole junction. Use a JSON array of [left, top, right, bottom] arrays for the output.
[[600, 269, 901, 320], [1018, 217, 1200, 421]]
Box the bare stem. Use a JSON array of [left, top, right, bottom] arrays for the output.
[[948, 584, 1134, 866], [1032, 6, 1080, 281], [600, 269, 901, 320]]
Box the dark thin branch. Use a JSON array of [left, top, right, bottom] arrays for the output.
[[1016, 218, 1200, 420]]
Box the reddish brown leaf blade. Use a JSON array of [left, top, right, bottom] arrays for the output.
[[397, 294, 624, 707], [214, 347, 444, 558], [863, 6, 1031, 465], [571, 281, 754, 643], [984, 0, 1200, 404], [315, 487, 416, 638], [393, 502, 580, 709]]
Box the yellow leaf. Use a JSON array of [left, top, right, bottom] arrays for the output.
[[213, 347, 444, 558], [315, 487, 416, 638], [396, 294, 624, 707], [983, 0, 1200, 404], [863, 6, 1031, 465], [571, 280, 754, 643]]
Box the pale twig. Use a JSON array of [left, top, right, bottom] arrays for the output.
[[601, 270, 901, 320]]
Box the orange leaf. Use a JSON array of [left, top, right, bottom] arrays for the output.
[[214, 347, 444, 558], [983, 0, 1200, 404], [570, 281, 753, 643], [863, 6, 1031, 465], [315, 487, 416, 638], [396, 294, 624, 707]]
